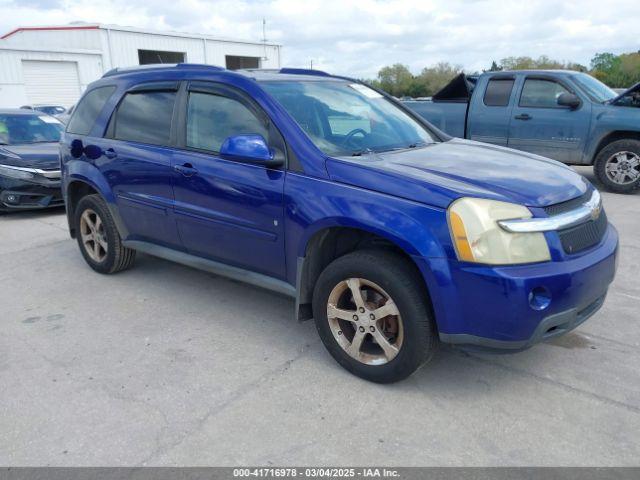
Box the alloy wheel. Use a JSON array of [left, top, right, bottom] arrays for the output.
[[80, 208, 108, 263], [605, 151, 640, 185], [326, 277, 404, 365]]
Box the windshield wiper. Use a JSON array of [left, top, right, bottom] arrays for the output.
[[351, 142, 431, 156], [407, 141, 430, 149], [351, 148, 374, 157]]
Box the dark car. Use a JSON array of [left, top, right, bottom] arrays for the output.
[[0, 109, 64, 211], [55, 104, 75, 125], [61, 65, 617, 383], [20, 104, 67, 116]]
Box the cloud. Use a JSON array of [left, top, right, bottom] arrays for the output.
[[1, 0, 637, 78]]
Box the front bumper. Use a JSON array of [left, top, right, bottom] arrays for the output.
[[416, 224, 619, 351], [0, 175, 63, 210]]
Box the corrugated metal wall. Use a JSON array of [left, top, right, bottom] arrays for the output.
[[104, 29, 280, 70], [1, 29, 102, 50], [0, 26, 282, 107], [0, 48, 103, 107]]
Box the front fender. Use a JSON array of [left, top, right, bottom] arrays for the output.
[[585, 106, 640, 162], [284, 173, 451, 285]]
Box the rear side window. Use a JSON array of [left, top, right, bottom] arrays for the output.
[[186, 91, 268, 153], [483, 79, 514, 106], [113, 91, 176, 146], [519, 79, 570, 108], [67, 86, 116, 135]]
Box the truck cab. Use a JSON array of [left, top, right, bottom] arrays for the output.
[[405, 70, 640, 193]]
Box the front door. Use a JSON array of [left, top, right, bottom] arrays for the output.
[[171, 81, 286, 279], [508, 76, 591, 163]]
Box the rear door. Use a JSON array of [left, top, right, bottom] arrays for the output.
[[94, 82, 181, 247], [467, 75, 516, 146], [171, 81, 286, 278], [508, 76, 591, 163]]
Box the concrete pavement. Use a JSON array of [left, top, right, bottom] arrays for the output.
[[1, 166, 638, 466]]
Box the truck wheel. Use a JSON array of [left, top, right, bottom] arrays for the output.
[[594, 139, 640, 193], [74, 194, 136, 274], [312, 250, 437, 383]]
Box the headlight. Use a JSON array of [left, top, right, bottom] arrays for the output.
[[448, 197, 551, 265], [0, 164, 35, 180]]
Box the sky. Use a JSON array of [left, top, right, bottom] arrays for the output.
[[1, 0, 638, 78]]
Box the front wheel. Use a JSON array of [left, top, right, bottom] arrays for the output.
[[594, 139, 640, 193], [312, 250, 437, 383]]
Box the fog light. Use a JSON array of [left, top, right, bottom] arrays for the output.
[[6, 194, 18, 204], [529, 286, 551, 311]]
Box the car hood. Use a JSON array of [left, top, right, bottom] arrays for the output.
[[610, 81, 640, 106], [0, 143, 60, 170], [326, 138, 588, 209]]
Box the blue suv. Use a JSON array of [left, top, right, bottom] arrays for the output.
[[61, 64, 618, 383]]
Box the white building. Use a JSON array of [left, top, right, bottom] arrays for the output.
[[0, 23, 282, 108]]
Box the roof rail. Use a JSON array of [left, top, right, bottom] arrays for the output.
[[278, 68, 331, 77], [102, 63, 225, 78]]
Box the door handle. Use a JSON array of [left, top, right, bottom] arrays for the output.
[[174, 163, 198, 177], [514, 113, 532, 121], [104, 148, 117, 159]]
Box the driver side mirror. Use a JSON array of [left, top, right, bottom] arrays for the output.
[[219, 134, 284, 168], [557, 93, 581, 110]]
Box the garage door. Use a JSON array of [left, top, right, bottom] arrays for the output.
[[22, 60, 81, 107]]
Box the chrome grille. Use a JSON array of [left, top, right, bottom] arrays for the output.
[[545, 190, 608, 255], [543, 190, 592, 216]]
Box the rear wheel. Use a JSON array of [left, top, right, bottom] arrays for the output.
[[74, 194, 136, 274], [312, 250, 437, 383], [594, 139, 640, 193]]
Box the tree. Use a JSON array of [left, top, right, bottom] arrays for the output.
[[418, 62, 463, 95], [618, 52, 640, 87], [590, 51, 640, 87], [500, 56, 536, 70], [369, 50, 640, 97], [377, 64, 413, 97], [590, 52, 620, 73]]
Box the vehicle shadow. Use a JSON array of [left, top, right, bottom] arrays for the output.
[[130, 252, 552, 393]]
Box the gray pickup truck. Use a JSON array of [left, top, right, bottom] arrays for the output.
[[404, 70, 640, 193]]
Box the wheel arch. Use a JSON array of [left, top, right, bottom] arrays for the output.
[[66, 180, 99, 238], [591, 130, 640, 164], [294, 223, 436, 323], [64, 171, 125, 239]]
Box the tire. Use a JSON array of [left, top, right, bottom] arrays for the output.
[[312, 250, 438, 383], [74, 194, 136, 274], [594, 139, 640, 194]]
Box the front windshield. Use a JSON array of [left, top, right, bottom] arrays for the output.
[[572, 73, 618, 103], [0, 114, 63, 145], [261, 80, 436, 156]]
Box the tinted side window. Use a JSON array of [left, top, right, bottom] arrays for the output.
[[519, 79, 570, 108], [67, 86, 116, 135], [186, 92, 268, 152], [114, 91, 176, 146], [483, 79, 515, 106]]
